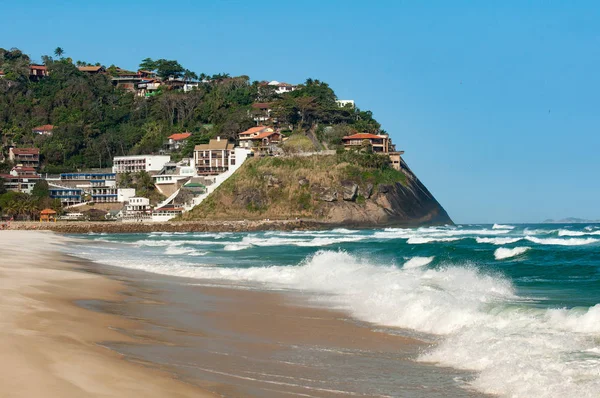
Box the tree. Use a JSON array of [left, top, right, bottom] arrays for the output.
[[0, 178, 6, 195], [31, 180, 50, 198], [139, 57, 157, 71], [54, 47, 64, 58], [153, 59, 185, 80]]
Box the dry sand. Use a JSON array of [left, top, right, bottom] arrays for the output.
[[0, 230, 213, 397]]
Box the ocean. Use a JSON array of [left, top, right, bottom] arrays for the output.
[[69, 224, 600, 397]]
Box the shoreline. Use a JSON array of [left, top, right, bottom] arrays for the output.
[[0, 230, 214, 397], [2, 230, 487, 397], [7, 218, 452, 234]]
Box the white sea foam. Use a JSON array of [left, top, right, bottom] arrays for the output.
[[558, 229, 600, 237], [476, 237, 522, 245], [494, 247, 530, 260], [403, 256, 434, 269], [223, 243, 251, 251], [407, 237, 461, 244], [164, 246, 208, 256], [492, 224, 515, 230], [77, 245, 600, 397], [525, 236, 599, 246]]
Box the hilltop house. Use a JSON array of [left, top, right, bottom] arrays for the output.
[[29, 65, 48, 81], [193, 137, 236, 176], [9, 147, 40, 168], [77, 66, 106, 74], [112, 155, 171, 174], [238, 126, 283, 155], [342, 133, 404, 171], [266, 80, 296, 95], [136, 79, 161, 97], [32, 124, 54, 136], [342, 133, 394, 153], [165, 132, 191, 152]]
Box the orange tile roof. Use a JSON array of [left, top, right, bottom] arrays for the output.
[[254, 131, 280, 140], [78, 66, 104, 72], [252, 102, 272, 109], [11, 147, 40, 155], [342, 133, 385, 140], [168, 132, 192, 141], [30, 65, 47, 71], [33, 124, 54, 131], [239, 126, 270, 136]]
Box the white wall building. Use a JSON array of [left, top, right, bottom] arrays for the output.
[[112, 155, 171, 174], [268, 80, 297, 95]]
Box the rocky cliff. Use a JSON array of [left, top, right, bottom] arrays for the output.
[[183, 154, 453, 228]]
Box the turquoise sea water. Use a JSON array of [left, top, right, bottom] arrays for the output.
[[71, 224, 600, 397]]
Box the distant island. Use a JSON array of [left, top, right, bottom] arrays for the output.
[[0, 46, 452, 229], [542, 217, 600, 224]]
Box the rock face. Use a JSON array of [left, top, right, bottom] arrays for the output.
[[341, 180, 358, 201], [322, 161, 452, 227], [186, 155, 453, 228]]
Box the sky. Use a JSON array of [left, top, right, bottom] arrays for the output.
[[1, 0, 599, 223]]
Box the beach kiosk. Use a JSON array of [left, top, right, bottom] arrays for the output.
[[40, 208, 57, 222]]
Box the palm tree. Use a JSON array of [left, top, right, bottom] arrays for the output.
[[54, 47, 64, 58]]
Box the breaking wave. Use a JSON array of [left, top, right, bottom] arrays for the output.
[[403, 256, 434, 269], [525, 236, 599, 246], [492, 224, 515, 230], [476, 237, 522, 245], [494, 247, 530, 260]]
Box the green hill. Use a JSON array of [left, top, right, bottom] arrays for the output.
[[183, 153, 452, 227]]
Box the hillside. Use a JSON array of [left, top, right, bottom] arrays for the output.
[[0, 47, 382, 173], [183, 153, 452, 227]]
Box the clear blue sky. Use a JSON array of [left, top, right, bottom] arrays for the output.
[[2, 1, 599, 223]]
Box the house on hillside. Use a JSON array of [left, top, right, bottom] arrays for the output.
[[1, 166, 40, 194], [78, 66, 106, 74], [238, 126, 283, 155], [136, 79, 161, 97], [32, 124, 54, 136], [0, 70, 5, 78], [164, 132, 191, 152], [265, 80, 297, 95], [341, 133, 404, 171], [122, 197, 152, 222], [342, 133, 393, 153], [112, 155, 171, 174], [9, 147, 40, 168], [251, 103, 272, 123], [29, 65, 48, 81], [111, 68, 144, 92], [193, 137, 237, 176]]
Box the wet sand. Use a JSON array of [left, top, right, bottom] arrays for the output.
[[1, 230, 488, 397], [87, 265, 489, 397], [0, 230, 214, 397]]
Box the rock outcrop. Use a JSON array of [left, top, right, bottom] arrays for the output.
[[184, 155, 453, 228]]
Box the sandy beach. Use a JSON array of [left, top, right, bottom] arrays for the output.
[[0, 230, 213, 397], [1, 230, 487, 397]]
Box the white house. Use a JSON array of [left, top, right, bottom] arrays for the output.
[[112, 155, 171, 174], [122, 197, 152, 222], [268, 80, 297, 95]]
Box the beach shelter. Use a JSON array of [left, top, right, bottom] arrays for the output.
[[40, 208, 57, 222]]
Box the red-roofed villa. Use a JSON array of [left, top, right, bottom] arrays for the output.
[[32, 124, 54, 136], [165, 132, 192, 152]]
